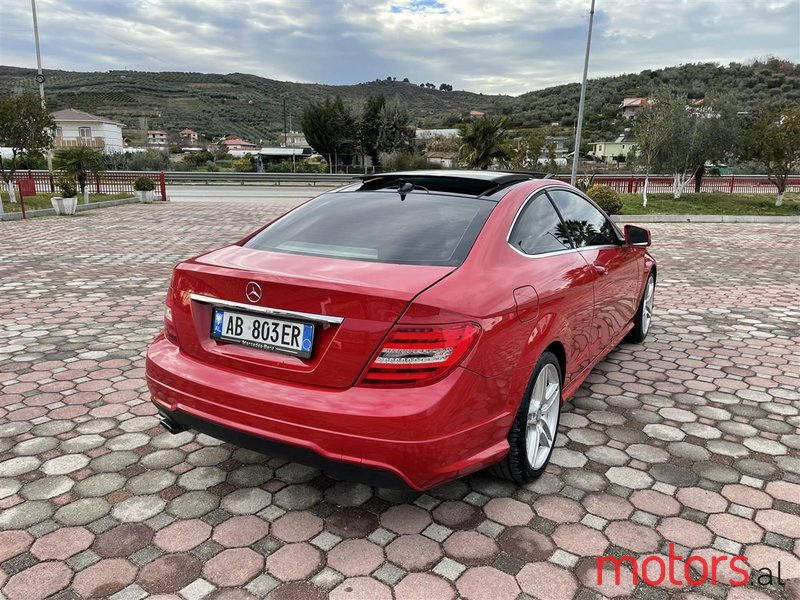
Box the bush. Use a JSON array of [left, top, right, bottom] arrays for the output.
[[56, 176, 77, 198], [232, 155, 255, 172], [587, 184, 623, 215], [126, 150, 170, 171], [180, 149, 214, 169], [133, 176, 156, 191], [379, 152, 441, 171]]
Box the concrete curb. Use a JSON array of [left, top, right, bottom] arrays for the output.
[[611, 214, 800, 224], [1, 196, 141, 222]]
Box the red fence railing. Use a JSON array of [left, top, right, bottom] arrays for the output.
[[552, 174, 800, 194], [12, 170, 167, 199], [11, 170, 798, 196]]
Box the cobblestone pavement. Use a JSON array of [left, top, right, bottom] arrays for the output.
[[1, 200, 799, 600]]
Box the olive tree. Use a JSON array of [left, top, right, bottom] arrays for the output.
[[742, 106, 800, 206], [0, 93, 54, 206], [508, 130, 545, 170], [634, 96, 674, 206]]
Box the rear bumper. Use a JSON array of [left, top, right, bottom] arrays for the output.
[[145, 334, 513, 490]]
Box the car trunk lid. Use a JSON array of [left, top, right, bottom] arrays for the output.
[[171, 245, 455, 388]]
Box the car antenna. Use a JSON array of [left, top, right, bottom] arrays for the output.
[[397, 180, 414, 201]]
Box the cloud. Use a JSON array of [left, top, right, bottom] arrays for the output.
[[0, 0, 797, 95]]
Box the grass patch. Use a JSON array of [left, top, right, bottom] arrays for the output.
[[1, 192, 133, 213], [619, 192, 800, 216]]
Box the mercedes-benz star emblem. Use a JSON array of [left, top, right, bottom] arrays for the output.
[[245, 281, 262, 303]]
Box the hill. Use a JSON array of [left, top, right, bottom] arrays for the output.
[[1, 58, 798, 144]]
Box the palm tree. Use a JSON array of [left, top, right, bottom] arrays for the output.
[[54, 147, 105, 204], [457, 116, 512, 169]]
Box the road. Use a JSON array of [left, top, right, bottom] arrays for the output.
[[166, 185, 334, 203]]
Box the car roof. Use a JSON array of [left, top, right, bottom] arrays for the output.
[[356, 170, 555, 199]]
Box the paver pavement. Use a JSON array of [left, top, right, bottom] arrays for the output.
[[1, 199, 799, 600]]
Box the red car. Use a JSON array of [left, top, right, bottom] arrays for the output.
[[146, 171, 656, 490]]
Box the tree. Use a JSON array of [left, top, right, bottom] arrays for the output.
[[301, 97, 355, 172], [508, 131, 545, 170], [54, 147, 105, 204], [647, 91, 743, 200], [545, 142, 559, 173], [457, 116, 512, 170], [376, 99, 414, 156], [634, 97, 670, 206], [743, 106, 800, 205], [0, 93, 54, 205], [232, 154, 255, 172], [651, 93, 701, 199], [359, 94, 385, 167]]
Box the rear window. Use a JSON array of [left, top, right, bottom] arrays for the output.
[[244, 191, 495, 266]]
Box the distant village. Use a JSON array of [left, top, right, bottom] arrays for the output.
[[48, 94, 724, 171]]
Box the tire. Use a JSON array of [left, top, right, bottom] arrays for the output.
[[490, 351, 562, 484], [626, 272, 655, 343]]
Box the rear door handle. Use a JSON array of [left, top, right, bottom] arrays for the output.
[[593, 262, 608, 275]]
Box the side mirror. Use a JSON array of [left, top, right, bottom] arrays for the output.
[[624, 224, 651, 246]]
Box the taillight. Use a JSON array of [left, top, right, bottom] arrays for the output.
[[164, 284, 178, 345], [359, 322, 480, 387]]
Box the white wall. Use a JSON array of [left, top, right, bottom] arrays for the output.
[[56, 120, 124, 153]]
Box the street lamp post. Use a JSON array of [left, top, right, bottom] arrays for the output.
[[570, 0, 596, 186], [31, 0, 54, 173]]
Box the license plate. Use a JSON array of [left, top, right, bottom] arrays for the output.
[[211, 308, 314, 358]]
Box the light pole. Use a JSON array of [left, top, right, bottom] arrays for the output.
[[31, 0, 54, 172], [570, 0, 595, 186]]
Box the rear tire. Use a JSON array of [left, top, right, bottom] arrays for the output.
[[626, 272, 655, 343], [490, 351, 562, 484]]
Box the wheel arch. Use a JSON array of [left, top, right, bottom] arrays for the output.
[[543, 340, 567, 386]]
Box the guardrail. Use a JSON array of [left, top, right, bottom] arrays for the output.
[[163, 172, 356, 186], [11, 170, 799, 195]]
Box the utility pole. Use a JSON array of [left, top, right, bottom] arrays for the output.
[[31, 0, 53, 172], [570, 0, 595, 186]]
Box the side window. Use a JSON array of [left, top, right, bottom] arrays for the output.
[[548, 189, 617, 248], [509, 194, 573, 255], [79, 127, 92, 139]]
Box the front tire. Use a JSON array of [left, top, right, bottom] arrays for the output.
[[626, 272, 655, 343], [490, 351, 562, 483]]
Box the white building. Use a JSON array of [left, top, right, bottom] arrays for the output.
[[589, 135, 636, 163], [415, 128, 460, 141], [52, 109, 125, 153], [283, 131, 308, 148], [147, 130, 168, 145]]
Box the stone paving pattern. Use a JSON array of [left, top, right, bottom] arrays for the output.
[[1, 199, 799, 600]]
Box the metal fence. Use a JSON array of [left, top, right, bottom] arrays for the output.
[[11, 170, 799, 195], [552, 174, 800, 194], [13, 170, 168, 198]]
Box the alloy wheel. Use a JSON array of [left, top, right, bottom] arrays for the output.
[[525, 363, 560, 470], [642, 277, 655, 335]]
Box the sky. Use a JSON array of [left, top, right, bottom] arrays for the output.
[[1, 0, 798, 96]]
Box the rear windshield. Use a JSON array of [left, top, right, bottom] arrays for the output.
[[244, 191, 495, 266]]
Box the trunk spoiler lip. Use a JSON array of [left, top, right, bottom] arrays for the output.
[[189, 293, 344, 326]]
